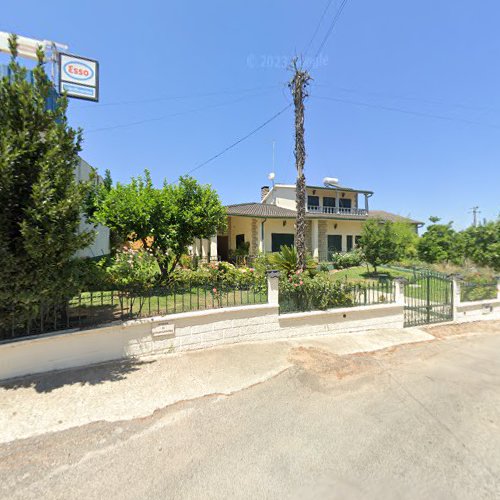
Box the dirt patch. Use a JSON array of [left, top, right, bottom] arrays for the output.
[[288, 347, 379, 379], [424, 320, 500, 339]]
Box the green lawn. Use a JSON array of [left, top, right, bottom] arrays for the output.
[[328, 265, 414, 283], [69, 286, 268, 323]]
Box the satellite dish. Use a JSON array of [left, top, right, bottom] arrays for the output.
[[268, 172, 275, 181]]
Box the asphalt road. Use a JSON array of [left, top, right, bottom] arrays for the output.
[[1, 324, 500, 499]]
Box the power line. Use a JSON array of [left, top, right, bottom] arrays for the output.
[[311, 0, 350, 64], [311, 94, 500, 130], [316, 83, 500, 115], [303, 0, 335, 58], [80, 84, 281, 109], [186, 104, 292, 175], [86, 89, 276, 134]]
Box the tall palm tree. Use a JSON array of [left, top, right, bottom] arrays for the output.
[[289, 58, 311, 271]]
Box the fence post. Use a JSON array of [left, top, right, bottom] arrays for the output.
[[496, 276, 500, 301], [266, 270, 280, 307], [393, 277, 406, 306], [450, 274, 462, 321]]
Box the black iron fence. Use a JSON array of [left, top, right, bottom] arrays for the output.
[[1, 281, 268, 341], [460, 281, 498, 302], [279, 280, 395, 314]]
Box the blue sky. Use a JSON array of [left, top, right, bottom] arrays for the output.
[[2, 0, 500, 229]]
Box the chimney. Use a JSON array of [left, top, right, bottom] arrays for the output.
[[261, 186, 270, 201]]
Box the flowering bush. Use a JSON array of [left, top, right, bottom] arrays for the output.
[[172, 261, 265, 290], [328, 250, 364, 269], [106, 247, 161, 290]]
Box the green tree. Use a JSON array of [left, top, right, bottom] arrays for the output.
[[152, 176, 227, 274], [0, 35, 92, 330], [91, 169, 156, 248], [359, 219, 415, 272], [460, 218, 500, 271], [418, 217, 461, 264], [92, 173, 227, 275]]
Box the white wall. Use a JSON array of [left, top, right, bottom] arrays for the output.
[[0, 302, 404, 381], [263, 218, 296, 252], [75, 157, 110, 257]]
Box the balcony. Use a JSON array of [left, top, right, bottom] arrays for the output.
[[307, 205, 368, 216]]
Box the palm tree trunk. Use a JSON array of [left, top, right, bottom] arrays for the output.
[[289, 59, 311, 271]]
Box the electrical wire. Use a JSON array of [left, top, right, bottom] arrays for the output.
[[85, 89, 276, 134], [310, 0, 350, 64], [186, 104, 292, 175], [312, 94, 500, 130], [303, 0, 335, 59], [80, 84, 281, 109], [316, 83, 500, 115]]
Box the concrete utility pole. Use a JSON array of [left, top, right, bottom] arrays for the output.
[[469, 206, 480, 227], [289, 58, 311, 271]]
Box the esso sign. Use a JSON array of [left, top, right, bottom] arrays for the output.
[[59, 53, 99, 101], [63, 61, 94, 81]]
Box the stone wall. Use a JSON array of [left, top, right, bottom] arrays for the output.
[[318, 220, 327, 258], [251, 218, 258, 255]]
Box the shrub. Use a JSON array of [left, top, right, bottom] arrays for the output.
[[73, 256, 111, 291], [268, 245, 316, 277], [279, 271, 357, 312], [329, 250, 364, 269], [171, 262, 266, 292], [317, 262, 330, 273], [106, 248, 161, 290]]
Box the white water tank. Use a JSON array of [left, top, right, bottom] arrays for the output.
[[323, 177, 339, 187]]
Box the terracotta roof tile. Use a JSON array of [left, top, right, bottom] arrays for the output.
[[225, 203, 422, 225]]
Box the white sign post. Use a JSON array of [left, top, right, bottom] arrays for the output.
[[58, 53, 99, 102]]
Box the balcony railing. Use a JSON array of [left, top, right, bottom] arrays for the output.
[[307, 205, 368, 216]]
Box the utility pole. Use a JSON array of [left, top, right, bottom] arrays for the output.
[[289, 58, 311, 271], [469, 206, 480, 227]]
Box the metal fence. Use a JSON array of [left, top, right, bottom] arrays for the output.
[[279, 280, 395, 314], [460, 281, 498, 302], [1, 281, 268, 341]]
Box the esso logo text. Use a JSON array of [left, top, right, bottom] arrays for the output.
[[63, 61, 94, 81]]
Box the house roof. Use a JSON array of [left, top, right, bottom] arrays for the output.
[[226, 203, 422, 225], [226, 203, 297, 218], [368, 210, 423, 225]]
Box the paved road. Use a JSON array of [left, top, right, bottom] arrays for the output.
[[1, 324, 500, 499]]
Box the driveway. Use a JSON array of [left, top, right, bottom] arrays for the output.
[[1, 321, 499, 499]]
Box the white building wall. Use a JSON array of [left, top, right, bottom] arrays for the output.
[[75, 158, 110, 257]]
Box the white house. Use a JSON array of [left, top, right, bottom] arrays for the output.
[[192, 177, 422, 262]]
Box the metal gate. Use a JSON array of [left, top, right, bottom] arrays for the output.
[[404, 270, 453, 327]]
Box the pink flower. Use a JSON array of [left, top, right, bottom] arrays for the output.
[[249, 268, 254, 273], [299, 280, 303, 285], [293, 283, 298, 287], [213, 287, 217, 293]]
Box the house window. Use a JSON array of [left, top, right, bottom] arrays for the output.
[[346, 235, 353, 252], [327, 235, 342, 257], [323, 196, 336, 207], [338, 198, 352, 209], [271, 233, 294, 252], [236, 234, 245, 249], [355, 235, 361, 247], [307, 196, 320, 210]]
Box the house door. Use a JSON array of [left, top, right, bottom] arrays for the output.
[[271, 233, 294, 252], [327, 235, 342, 259], [217, 235, 228, 261]]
